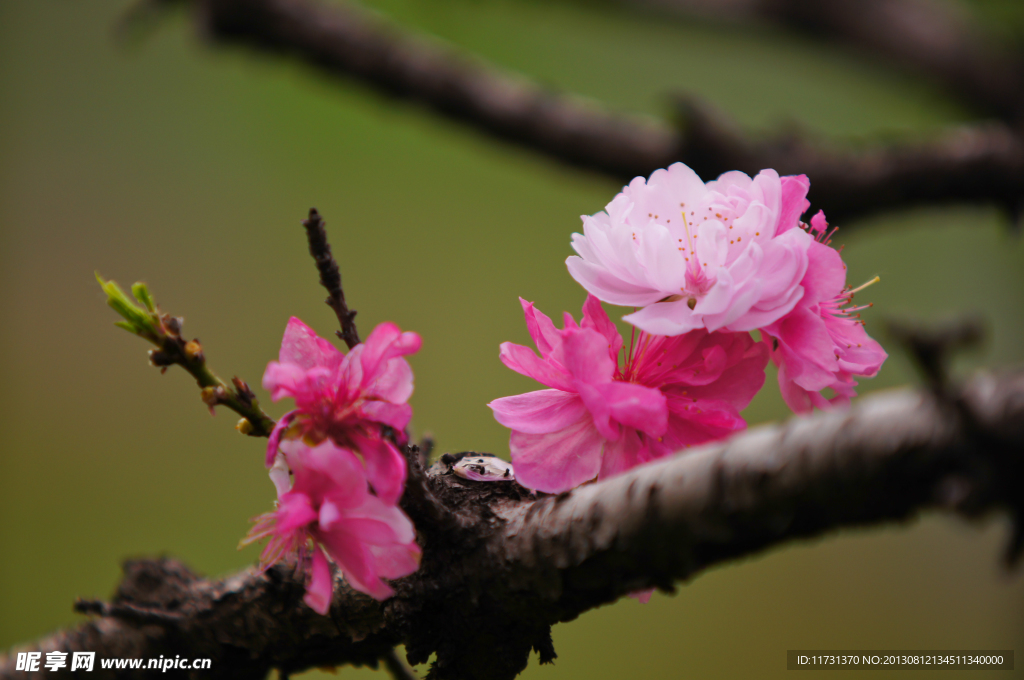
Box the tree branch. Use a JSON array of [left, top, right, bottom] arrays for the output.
[[672, 97, 1024, 226], [4, 368, 1021, 680], [96, 276, 276, 437], [182, 0, 1024, 224], [382, 648, 419, 680], [622, 0, 1024, 125], [302, 207, 361, 349]]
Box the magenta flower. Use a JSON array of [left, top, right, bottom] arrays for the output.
[[489, 296, 768, 493], [243, 439, 421, 613], [760, 212, 887, 412], [566, 163, 814, 336], [263, 317, 421, 505]]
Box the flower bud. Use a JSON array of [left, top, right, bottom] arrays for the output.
[[148, 349, 173, 367], [184, 339, 203, 362], [236, 418, 254, 435], [200, 387, 219, 408], [232, 376, 255, 406], [162, 315, 183, 336]]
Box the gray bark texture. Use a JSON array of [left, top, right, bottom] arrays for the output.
[[2, 368, 1022, 680]]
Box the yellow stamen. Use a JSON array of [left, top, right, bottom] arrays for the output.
[[848, 275, 880, 295]]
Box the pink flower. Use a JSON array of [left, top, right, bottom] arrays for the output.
[[243, 439, 421, 613], [488, 295, 768, 493], [566, 163, 814, 336], [263, 317, 421, 505], [760, 212, 887, 413]]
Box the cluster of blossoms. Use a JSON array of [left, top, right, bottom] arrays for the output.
[[245, 162, 886, 614], [243, 318, 422, 614], [490, 295, 768, 493], [491, 162, 886, 494]]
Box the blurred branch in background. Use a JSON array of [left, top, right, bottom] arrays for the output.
[[622, 0, 1024, 125], [157, 0, 1024, 224], [671, 98, 1023, 224], [2, 361, 1022, 680]]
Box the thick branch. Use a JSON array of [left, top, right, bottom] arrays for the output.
[[625, 0, 1024, 124], [500, 371, 1024, 616], [188, 0, 1024, 224], [3, 369, 1022, 680]]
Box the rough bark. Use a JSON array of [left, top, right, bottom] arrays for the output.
[[3, 368, 1022, 680], [183, 0, 1024, 224]]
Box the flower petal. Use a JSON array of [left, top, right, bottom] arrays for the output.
[[319, 528, 394, 601], [581, 294, 624, 360], [303, 546, 334, 615], [775, 174, 810, 234], [520, 298, 562, 358], [339, 494, 417, 546], [359, 400, 413, 432], [560, 327, 617, 386], [499, 342, 574, 391], [598, 429, 650, 480], [581, 380, 668, 439], [287, 439, 369, 504], [489, 389, 589, 434], [265, 409, 299, 467], [358, 322, 422, 388], [364, 356, 415, 404], [368, 543, 422, 580], [801, 240, 846, 306], [349, 434, 407, 506], [623, 298, 704, 336], [566, 256, 664, 307], [262, 362, 313, 402], [275, 492, 318, 534], [509, 416, 605, 494], [765, 305, 838, 390], [269, 452, 293, 497], [279, 317, 344, 371]]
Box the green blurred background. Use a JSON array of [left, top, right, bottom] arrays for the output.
[[2, 0, 1023, 677]]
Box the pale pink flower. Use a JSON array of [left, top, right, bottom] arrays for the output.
[[566, 163, 814, 336], [243, 439, 421, 613], [263, 317, 421, 505], [761, 212, 887, 413], [489, 295, 768, 494]]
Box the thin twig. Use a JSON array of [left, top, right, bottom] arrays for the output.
[[97, 276, 277, 437], [302, 207, 360, 349], [886, 314, 986, 396]]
